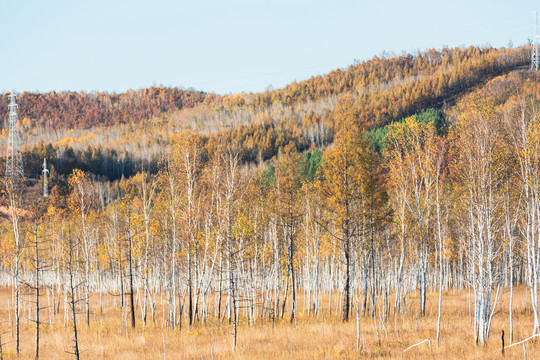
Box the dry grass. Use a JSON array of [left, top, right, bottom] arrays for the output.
[[0, 285, 538, 359]]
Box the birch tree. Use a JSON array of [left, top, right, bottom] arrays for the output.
[[506, 94, 540, 336], [385, 115, 443, 317], [454, 98, 505, 345], [68, 169, 96, 327], [3, 176, 24, 355], [170, 130, 204, 327]]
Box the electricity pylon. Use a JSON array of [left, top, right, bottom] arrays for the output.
[[5, 92, 24, 182], [532, 11, 540, 70], [42, 158, 49, 197]]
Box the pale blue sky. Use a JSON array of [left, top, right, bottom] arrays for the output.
[[0, 0, 536, 95]]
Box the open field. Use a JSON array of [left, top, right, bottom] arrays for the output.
[[0, 286, 538, 359]]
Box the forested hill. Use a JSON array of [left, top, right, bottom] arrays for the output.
[[236, 46, 529, 125], [0, 87, 214, 130], [1, 45, 530, 133], [0, 45, 534, 184]]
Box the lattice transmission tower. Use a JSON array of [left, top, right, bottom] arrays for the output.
[[5, 92, 24, 182], [42, 158, 49, 197], [532, 11, 540, 70]]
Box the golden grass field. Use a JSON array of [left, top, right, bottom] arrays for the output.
[[0, 285, 538, 359]]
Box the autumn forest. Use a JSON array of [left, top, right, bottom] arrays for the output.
[[1, 44, 540, 359]]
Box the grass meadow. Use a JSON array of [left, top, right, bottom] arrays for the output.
[[0, 285, 538, 359]]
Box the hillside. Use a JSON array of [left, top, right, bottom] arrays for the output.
[[0, 87, 214, 130], [2, 45, 529, 130], [0, 45, 533, 182]]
